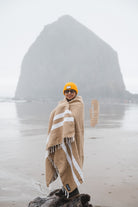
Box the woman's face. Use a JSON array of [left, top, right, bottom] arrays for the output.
[[64, 89, 76, 100]]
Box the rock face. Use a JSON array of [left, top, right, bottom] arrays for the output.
[[28, 189, 93, 207], [15, 15, 126, 100]]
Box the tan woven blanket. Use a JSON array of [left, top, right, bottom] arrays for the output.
[[45, 96, 84, 194]]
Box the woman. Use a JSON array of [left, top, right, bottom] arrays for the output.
[[45, 82, 84, 199]]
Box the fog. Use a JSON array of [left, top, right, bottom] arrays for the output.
[[0, 0, 138, 97]]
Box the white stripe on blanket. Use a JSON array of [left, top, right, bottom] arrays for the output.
[[53, 110, 71, 121], [67, 142, 84, 182], [45, 141, 83, 185], [61, 141, 80, 187], [46, 134, 50, 145], [51, 117, 74, 131], [46, 116, 74, 148]]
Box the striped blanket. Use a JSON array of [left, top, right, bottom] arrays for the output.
[[45, 96, 84, 195]]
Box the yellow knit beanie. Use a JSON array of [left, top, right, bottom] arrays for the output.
[[63, 82, 78, 94]]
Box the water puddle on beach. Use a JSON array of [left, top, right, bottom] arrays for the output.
[[89, 137, 102, 139]]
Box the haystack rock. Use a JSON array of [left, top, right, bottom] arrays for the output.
[[15, 15, 126, 101]]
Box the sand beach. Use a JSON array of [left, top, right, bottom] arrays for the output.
[[0, 100, 138, 207]]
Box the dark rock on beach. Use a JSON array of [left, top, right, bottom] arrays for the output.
[[28, 189, 93, 207]]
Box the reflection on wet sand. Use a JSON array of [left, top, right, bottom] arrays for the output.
[[1, 101, 138, 207], [15, 100, 56, 123], [90, 100, 99, 127], [85, 100, 126, 128], [15, 100, 126, 132], [15, 101, 56, 136]]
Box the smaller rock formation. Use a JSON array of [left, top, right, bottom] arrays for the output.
[[28, 189, 93, 207]]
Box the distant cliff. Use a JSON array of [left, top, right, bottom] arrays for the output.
[[15, 15, 127, 101]]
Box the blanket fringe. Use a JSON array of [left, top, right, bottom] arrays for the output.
[[46, 137, 74, 188], [48, 137, 74, 154]]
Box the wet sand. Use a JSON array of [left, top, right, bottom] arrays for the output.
[[0, 101, 138, 207], [0, 128, 138, 207], [81, 128, 138, 207]]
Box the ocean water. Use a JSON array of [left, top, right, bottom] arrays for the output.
[[0, 99, 138, 206]]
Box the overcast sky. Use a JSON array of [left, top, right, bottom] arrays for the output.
[[0, 0, 138, 97]]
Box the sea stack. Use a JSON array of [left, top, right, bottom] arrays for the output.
[[15, 15, 126, 101]]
